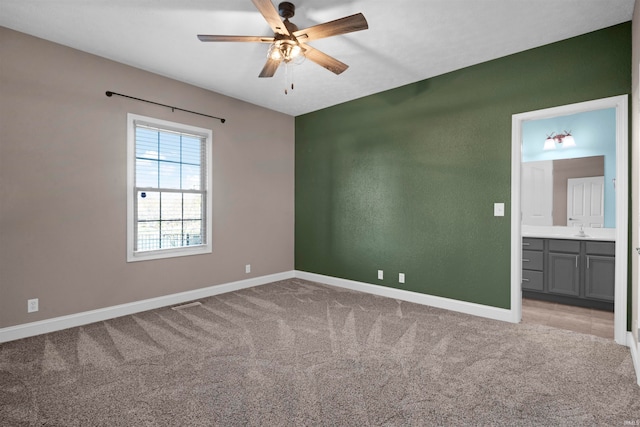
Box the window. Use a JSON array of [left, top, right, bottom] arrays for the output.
[[127, 114, 212, 262]]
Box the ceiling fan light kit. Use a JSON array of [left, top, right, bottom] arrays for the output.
[[197, 0, 368, 93], [268, 40, 304, 64]]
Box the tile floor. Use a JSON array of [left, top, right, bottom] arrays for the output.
[[521, 298, 614, 340]]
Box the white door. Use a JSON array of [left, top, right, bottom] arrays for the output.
[[521, 161, 553, 226], [567, 176, 604, 227]]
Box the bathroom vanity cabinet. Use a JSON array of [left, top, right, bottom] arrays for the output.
[[522, 237, 614, 311]]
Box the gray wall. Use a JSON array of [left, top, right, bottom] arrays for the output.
[[0, 27, 295, 328]]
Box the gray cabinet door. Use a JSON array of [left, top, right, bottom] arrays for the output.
[[548, 252, 580, 296], [585, 255, 615, 301]]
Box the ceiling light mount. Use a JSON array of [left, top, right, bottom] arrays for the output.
[[278, 2, 295, 20]]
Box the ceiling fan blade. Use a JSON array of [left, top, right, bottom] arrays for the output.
[[198, 35, 275, 43], [293, 13, 368, 42], [259, 57, 282, 78], [302, 46, 348, 75], [251, 0, 290, 36]]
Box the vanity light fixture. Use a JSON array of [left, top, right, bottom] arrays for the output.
[[543, 131, 576, 150]]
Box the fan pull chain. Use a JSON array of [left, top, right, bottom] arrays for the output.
[[284, 63, 295, 95], [285, 83, 294, 95], [284, 63, 288, 95]]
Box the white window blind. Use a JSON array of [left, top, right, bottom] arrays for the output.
[[127, 114, 212, 261]]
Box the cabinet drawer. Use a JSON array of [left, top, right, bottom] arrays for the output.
[[548, 239, 580, 253], [522, 250, 543, 271], [586, 241, 615, 256], [522, 238, 543, 251], [522, 270, 543, 291]]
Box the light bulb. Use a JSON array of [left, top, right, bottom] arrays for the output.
[[289, 44, 301, 58], [543, 137, 556, 150], [562, 134, 576, 147], [268, 43, 283, 61]]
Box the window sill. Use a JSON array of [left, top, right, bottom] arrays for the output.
[[127, 245, 212, 262]]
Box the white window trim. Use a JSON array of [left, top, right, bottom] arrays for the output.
[[127, 113, 213, 262]]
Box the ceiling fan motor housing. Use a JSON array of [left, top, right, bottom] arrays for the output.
[[278, 2, 295, 19]]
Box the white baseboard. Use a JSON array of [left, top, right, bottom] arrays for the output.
[[4, 269, 633, 386], [296, 272, 640, 385], [294, 271, 514, 323], [0, 271, 295, 343], [627, 332, 640, 386]]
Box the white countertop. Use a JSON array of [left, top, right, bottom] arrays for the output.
[[521, 225, 615, 241]]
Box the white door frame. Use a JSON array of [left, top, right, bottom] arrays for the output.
[[510, 95, 629, 345]]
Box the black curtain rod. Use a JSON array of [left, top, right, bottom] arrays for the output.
[[105, 91, 226, 123]]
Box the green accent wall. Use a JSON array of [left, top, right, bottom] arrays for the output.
[[295, 23, 631, 309]]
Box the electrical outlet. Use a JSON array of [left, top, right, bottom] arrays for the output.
[[245, 264, 251, 274], [378, 270, 384, 280], [494, 202, 505, 217], [399, 273, 405, 284], [28, 298, 39, 313]]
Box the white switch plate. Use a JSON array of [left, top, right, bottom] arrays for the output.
[[399, 273, 405, 284], [378, 270, 384, 280], [494, 203, 505, 217], [28, 298, 39, 313], [245, 264, 251, 274]]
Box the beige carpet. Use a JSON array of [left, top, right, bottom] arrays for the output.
[[1, 278, 639, 426]]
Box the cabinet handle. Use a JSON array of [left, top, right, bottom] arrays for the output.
[[587, 256, 590, 269], [522, 242, 530, 246], [522, 278, 530, 282], [575, 255, 578, 268], [522, 259, 530, 262]]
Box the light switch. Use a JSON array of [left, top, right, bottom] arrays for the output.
[[494, 203, 505, 217]]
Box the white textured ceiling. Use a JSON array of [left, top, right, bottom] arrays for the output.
[[0, 1, 634, 116]]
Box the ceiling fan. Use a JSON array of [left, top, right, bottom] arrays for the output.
[[197, 0, 369, 78]]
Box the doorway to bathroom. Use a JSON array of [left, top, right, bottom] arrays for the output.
[[510, 95, 628, 345]]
